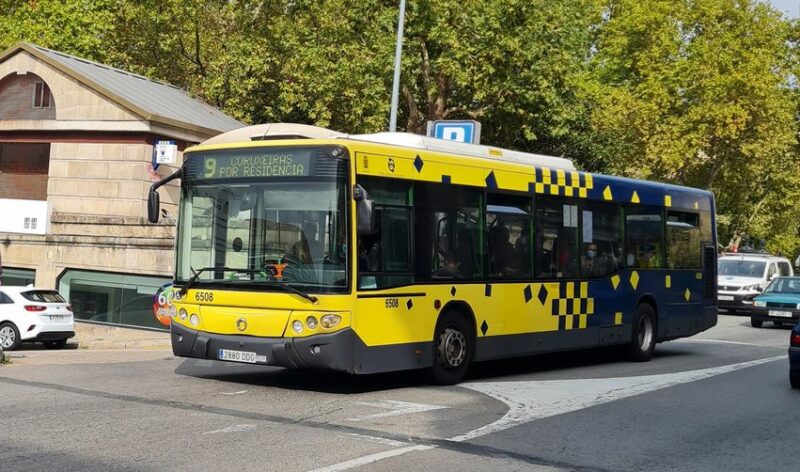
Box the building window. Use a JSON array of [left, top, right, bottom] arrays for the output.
[[57, 269, 171, 330], [0, 267, 36, 286], [33, 81, 52, 108]]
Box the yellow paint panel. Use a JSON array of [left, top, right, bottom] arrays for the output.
[[579, 314, 588, 329], [566, 282, 575, 298], [587, 298, 595, 315], [579, 188, 587, 198], [556, 169, 566, 185], [614, 312, 623, 325], [611, 274, 620, 290], [541, 167, 552, 184], [585, 174, 594, 189], [696, 272, 703, 280], [535, 183, 545, 194], [630, 271, 640, 290], [631, 190, 640, 203], [665, 275, 671, 288], [664, 195, 672, 207], [684, 289, 691, 302], [580, 282, 588, 298], [494, 169, 534, 193], [603, 186, 613, 201]]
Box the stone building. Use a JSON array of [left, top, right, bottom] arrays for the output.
[[0, 42, 242, 329]]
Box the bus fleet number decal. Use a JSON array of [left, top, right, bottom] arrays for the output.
[[385, 298, 399, 309], [195, 292, 214, 302]]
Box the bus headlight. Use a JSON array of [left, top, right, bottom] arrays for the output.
[[189, 314, 200, 326], [179, 309, 188, 320], [320, 314, 341, 329], [292, 320, 304, 334], [306, 316, 318, 329]]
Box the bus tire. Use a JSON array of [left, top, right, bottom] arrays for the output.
[[429, 310, 474, 385], [626, 303, 656, 362]]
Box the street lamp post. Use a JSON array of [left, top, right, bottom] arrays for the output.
[[388, 0, 407, 132]]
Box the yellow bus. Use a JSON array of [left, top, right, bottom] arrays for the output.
[[148, 123, 717, 384]]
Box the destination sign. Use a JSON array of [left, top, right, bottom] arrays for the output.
[[193, 149, 314, 179]]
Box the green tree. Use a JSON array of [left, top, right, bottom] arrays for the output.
[[588, 0, 800, 254]]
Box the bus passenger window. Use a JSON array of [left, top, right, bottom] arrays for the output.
[[486, 193, 533, 279], [414, 182, 483, 281], [625, 206, 665, 269], [535, 195, 579, 279], [581, 202, 623, 278], [666, 211, 701, 269]]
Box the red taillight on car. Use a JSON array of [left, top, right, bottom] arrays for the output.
[[791, 332, 800, 347], [65, 305, 73, 312], [24, 305, 46, 312]]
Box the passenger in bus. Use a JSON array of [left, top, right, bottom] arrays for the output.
[[582, 243, 612, 277], [456, 227, 476, 278], [489, 223, 515, 277]]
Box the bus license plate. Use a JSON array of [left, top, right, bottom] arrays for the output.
[[769, 310, 793, 318], [218, 349, 267, 364]]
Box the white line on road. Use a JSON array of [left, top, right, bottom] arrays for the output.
[[202, 424, 257, 435], [347, 400, 448, 422], [679, 338, 784, 348], [310, 445, 434, 472], [309, 355, 784, 471]]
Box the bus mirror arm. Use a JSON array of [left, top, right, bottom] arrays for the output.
[[148, 169, 182, 223], [353, 184, 378, 235]]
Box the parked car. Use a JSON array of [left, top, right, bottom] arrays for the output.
[[717, 254, 794, 313], [750, 277, 800, 328], [790, 324, 800, 389], [0, 287, 74, 350]]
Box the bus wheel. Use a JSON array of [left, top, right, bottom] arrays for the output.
[[626, 303, 656, 362], [430, 311, 473, 385]]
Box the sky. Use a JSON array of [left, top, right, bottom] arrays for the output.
[[768, 0, 799, 17]]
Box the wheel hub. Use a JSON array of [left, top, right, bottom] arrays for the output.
[[439, 328, 466, 368], [638, 316, 653, 351], [0, 326, 15, 349]]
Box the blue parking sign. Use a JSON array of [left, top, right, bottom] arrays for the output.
[[430, 120, 481, 144]]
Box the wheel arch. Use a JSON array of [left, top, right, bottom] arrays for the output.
[[635, 293, 662, 339], [438, 301, 478, 339]]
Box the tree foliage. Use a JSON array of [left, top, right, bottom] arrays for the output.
[[0, 0, 798, 256]]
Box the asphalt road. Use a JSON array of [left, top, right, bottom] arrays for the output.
[[0, 314, 795, 472]]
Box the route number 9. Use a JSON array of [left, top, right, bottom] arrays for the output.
[[204, 158, 217, 178]]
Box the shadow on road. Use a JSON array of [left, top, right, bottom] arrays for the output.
[[174, 344, 695, 394]]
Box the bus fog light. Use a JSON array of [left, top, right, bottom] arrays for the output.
[[306, 316, 318, 329], [312, 345, 321, 355], [292, 320, 304, 333], [179, 309, 188, 320], [189, 314, 199, 326], [320, 314, 341, 328]]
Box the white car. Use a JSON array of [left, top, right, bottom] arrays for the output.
[[0, 287, 74, 350], [717, 254, 794, 313]]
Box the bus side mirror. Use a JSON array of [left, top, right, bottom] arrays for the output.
[[148, 189, 160, 223], [354, 185, 377, 235]]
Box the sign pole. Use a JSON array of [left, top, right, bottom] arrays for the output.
[[389, 0, 407, 132]]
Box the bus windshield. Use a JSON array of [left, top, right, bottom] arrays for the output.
[[176, 149, 349, 292]]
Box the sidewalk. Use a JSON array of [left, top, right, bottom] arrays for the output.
[[1, 322, 173, 367], [69, 322, 172, 350]]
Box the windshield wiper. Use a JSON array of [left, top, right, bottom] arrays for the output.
[[180, 266, 318, 303], [180, 266, 262, 294], [266, 280, 319, 304]]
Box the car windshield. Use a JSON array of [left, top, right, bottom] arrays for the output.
[[718, 259, 766, 277], [176, 147, 349, 292], [764, 278, 800, 294]]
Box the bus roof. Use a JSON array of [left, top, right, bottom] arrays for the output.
[[199, 123, 576, 171]]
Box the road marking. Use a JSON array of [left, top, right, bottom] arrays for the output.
[[311, 445, 433, 472], [347, 400, 448, 421], [311, 355, 784, 471], [216, 390, 249, 396], [453, 355, 783, 441], [202, 424, 257, 435], [680, 338, 784, 348], [343, 433, 411, 448]]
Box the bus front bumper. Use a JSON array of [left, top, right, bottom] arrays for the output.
[[171, 322, 355, 373]]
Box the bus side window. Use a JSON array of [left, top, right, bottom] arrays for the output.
[[357, 177, 413, 289], [535, 195, 579, 279], [666, 211, 701, 269], [486, 193, 533, 280], [414, 182, 482, 281], [581, 201, 623, 278], [625, 205, 665, 269]]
